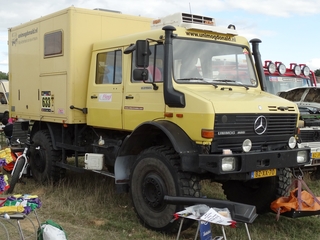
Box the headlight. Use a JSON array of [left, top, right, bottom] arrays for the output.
[[293, 65, 301, 76], [222, 157, 236, 171], [267, 62, 276, 74], [278, 63, 286, 75], [302, 65, 310, 76], [297, 150, 308, 163], [242, 139, 252, 152], [288, 136, 297, 149]]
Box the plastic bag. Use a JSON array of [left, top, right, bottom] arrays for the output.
[[271, 188, 320, 214], [37, 219, 67, 240]]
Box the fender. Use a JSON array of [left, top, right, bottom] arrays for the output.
[[115, 121, 201, 186]]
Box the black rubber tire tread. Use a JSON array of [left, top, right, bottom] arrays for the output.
[[129, 145, 201, 233], [7, 157, 26, 194], [276, 168, 292, 197], [2, 111, 9, 121], [310, 167, 320, 180], [29, 130, 65, 183], [222, 168, 292, 213]]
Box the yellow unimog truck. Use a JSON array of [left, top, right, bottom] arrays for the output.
[[8, 7, 310, 233]]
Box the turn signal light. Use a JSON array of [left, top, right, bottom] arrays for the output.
[[201, 129, 214, 139]]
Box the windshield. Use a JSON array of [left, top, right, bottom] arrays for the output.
[[265, 75, 312, 95], [172, 38, 258, 87]]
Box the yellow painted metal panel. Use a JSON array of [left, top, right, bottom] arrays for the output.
[[8, 7, 151, 123]]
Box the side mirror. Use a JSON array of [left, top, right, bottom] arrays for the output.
[[135, 40, 150, 68], [133, 69, 149, 81]]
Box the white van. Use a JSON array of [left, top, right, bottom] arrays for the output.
[[0, 79, 9, 121]]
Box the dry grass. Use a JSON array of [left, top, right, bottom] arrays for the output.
[[2, 168, 320, 239]]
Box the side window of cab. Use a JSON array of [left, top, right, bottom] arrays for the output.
[[96, 50, 122, 84]]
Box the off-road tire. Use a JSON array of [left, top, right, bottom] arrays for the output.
[[310, 167, 320, 180], [130, 146, 201, 233], [222, 168, 292, 213], [6, 157, 26, 194], [2, 111, 9, 121], [29, 130, 65, 183]]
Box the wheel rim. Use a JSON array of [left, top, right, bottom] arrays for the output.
[[142, 173, 166, 211]]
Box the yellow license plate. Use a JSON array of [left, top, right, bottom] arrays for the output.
[[252, 169, 277, 179], [312, 152, 320, 159]]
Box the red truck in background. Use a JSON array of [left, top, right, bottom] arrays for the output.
[[263, 60, 320, 178], [263, 60, 317, 94]]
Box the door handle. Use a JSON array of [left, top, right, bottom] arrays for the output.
[[126, 95, 134, 99], [91, 95, 98, 99]]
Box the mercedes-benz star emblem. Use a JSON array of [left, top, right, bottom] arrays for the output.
[[254, 116, 267, 135]]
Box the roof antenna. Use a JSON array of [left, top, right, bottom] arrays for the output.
[[189, 2, 192, 14]]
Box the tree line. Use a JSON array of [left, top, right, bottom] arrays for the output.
[[0, 71, 8, 80]]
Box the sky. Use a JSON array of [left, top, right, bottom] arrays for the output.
[[0, 0, 320, 73]]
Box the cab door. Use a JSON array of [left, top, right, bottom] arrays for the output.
[[87, 49, 123, 129], [123, 44, 165, 130]]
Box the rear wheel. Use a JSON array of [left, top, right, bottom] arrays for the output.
[[6, 157, 26, 194], [129, 146, 201, 233], [29, 130, 65, 183], [222, 168, 292, 213], [2, 111, 9, 121]]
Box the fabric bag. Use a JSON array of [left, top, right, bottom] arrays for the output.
[[271, 188, 320, 214], [270, 176, 320, 219], [37, 219, 67, 240]]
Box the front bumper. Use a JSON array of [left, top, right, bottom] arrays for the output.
[[198, 148, 310, 176], [299, 142, 320, 167]]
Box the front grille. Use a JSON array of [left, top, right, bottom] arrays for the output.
[[213, 114, 297, 151], [300, 129, 320, 142]]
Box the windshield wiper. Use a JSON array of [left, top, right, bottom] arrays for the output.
[[214, 79, 236, 83], [177, 78, 218, 88], [235, 81, 249, 90], [213, 79, 249, 90], [177, 78, 205, 81]]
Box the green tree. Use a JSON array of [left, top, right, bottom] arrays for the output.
[[0, 71, 8, 80], [315, 69, 320, 76]]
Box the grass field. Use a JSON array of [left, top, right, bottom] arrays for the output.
[[2, 150, 320, 240], [1, 170, 320, 240]]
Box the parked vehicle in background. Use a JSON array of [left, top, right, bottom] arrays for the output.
[[8, 7, 310, 233], [263, 60, 317, 94], [0, 79, 9, 121], [277, 87, 320, 178], [263, 61, 320, 177]]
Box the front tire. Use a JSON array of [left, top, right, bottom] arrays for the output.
[[29, 130, 65, 183], [222, 168, 292, 213], [129, 146, 201, 233], [7, 157, 26, 194]]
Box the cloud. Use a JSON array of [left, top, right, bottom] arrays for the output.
[[0, 59, 8, 65], [226, 0, 320, 17], [0, 0, 319, 73], [1, 0, 320, 32], [307, 58, 320, 71]]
